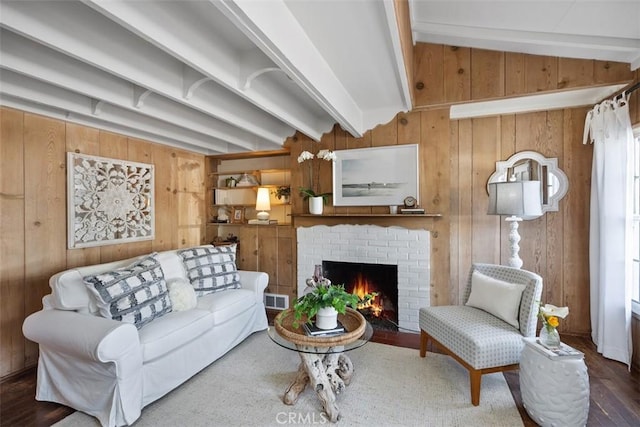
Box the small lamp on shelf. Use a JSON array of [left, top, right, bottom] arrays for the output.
[[255, 187, 271, 221], [487, 180, 542, 269]]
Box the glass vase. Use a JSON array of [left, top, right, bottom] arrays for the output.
[[313, 265, 323, 283], [539, 326, 561, 349]]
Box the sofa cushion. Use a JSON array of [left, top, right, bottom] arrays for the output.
[[196, 289, 256, 325], [465, 270, 526, 329], [138, 308, 213, 362], [167, 279, 197, 311], [84, 254, 172, 329], [178, 245, 240, 296]]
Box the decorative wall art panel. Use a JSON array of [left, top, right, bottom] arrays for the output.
[[67, 152, 154, 249]]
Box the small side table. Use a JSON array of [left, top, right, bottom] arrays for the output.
[[520, 337, 590, 427]]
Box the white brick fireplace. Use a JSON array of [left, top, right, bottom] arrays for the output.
[[297, 224, 430, 333]]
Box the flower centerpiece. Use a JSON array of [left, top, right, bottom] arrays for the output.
[[537, 303, 569, 348], [292, 266, 376, 330], [297, 149, 336, 211]]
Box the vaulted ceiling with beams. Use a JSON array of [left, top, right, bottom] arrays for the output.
[[0, 0, 411, 154], [410, 0, 640, 70], [1, 1, 638, 155]]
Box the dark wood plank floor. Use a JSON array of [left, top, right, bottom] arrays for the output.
[[2, 330, 638, 426]]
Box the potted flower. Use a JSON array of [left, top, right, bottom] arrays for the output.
[[537, 303, 569, 349], [297, 149, 335, 214], [272, 185, 291, 203], [292, 276, 376, 330]]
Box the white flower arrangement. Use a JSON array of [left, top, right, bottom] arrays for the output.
[[297, 148, 336, 202]]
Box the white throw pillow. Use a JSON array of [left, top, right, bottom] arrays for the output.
[[465, 270, 526, 328], [167, 279, 197, 311]]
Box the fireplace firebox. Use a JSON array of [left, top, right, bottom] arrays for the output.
[[322, 260, 398, 331]]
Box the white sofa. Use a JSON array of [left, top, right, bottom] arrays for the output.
[[22, 245, 268, 427]]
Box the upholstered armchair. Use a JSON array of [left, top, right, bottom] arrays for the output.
[[419, 263, 543, 406]]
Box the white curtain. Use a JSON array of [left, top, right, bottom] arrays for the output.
[[583, 95, 633, 368]]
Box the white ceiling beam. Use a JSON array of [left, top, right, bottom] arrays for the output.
[[0, 70, 233, 153], [214, 0, 364, 137], [0, 94, 220, 155], [0, 30, 280, 152], [0, 0, 292, 144], [81, 0, 327, 140], [412, 22, 640, 68], [449, 84, 629, 119], [380, 0, 412, 119]]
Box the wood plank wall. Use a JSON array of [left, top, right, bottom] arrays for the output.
[[287, 44, 638, 341], [0, 108, 206, 378], [1, 43, 639, 379]]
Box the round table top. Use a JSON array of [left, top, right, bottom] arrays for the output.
[[268, 308, 372, 354]]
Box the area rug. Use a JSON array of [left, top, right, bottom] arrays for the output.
[[55, 331, 523, 427]]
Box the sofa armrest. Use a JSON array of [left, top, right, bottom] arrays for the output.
[[238, 270, 268, 302], [23, 310, 140, 362]]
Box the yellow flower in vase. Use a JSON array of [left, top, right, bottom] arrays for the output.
[[547, 316, 559, 328], [537, 303, 569, 348]]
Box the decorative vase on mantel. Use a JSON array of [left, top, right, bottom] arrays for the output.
[[539, 326, 561, 349], [315, 306, 338, 330], [309, 196, 323, 215]]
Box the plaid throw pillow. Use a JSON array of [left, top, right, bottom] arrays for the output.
[[84, 253, 172, 329], [178, 245, 240, 296]]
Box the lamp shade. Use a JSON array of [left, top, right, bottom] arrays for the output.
[[255, 187, 271, 220], [487, 181, 543, 220]]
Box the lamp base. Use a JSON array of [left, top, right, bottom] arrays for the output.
[[505, 215, 523, 269], [256, 211, 270, 221]]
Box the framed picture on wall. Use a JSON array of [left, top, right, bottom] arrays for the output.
[[231, 207, 245, 224], [332, 144, 419, 206]]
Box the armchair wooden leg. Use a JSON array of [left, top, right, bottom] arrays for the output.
[[419, 330, 428, 357], [469, 369, 481, 406]]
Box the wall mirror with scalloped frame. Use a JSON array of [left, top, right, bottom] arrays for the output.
[[487, 151, 569, 213]]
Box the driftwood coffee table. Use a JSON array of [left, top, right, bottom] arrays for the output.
[[268, 308, 373, 422]]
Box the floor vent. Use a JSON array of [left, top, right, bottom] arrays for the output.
[[264, 293, 289, 310]]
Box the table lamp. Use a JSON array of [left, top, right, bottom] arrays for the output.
[[487, 181, 542, 268], [255, 187, 271, 221]]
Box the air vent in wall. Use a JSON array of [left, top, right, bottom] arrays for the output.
[[264, 293, 289, 310]]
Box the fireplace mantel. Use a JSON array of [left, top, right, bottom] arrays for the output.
[[291, 213, 442, 229]]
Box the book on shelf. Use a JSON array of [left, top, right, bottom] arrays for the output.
[[400, 208, 425, 214], [247, 219, 278, 225], [534, 340, 584, 360], [303, 320, 345, 337]]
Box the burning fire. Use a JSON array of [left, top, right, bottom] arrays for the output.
[[351, 274, 383, 317]]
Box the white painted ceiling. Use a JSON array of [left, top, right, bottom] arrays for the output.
[[0, 1, 638, 155], [411, 0, 640, 70]]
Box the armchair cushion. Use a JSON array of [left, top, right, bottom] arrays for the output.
[[419, 305, 524, 369], [465, 270, 526, 328], [462, 264, 543, 337]]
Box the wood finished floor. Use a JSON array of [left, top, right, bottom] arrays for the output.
[[1, 331, 638, 426]]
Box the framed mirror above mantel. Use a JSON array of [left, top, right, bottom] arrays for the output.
[[487, 151, 569, 213]]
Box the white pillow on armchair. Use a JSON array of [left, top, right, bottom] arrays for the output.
[[465, 270, 526, 328]]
